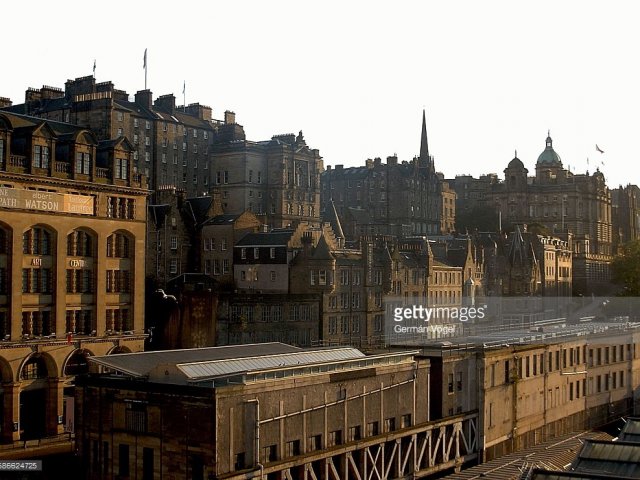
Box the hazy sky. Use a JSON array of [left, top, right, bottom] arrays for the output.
[[3, 1, 638, 187]]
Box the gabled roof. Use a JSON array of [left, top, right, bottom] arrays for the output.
[[312, 234, 334, 260], [185, 196, 214, 225]]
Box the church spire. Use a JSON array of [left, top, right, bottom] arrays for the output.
[[420, 109, 429, 162]]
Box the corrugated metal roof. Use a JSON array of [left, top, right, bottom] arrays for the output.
[[88, 342, 302, 377], [176, 347, 366, 380], [443, 431, 612, 480]]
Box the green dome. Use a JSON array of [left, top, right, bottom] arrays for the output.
[[536, 134, 562, 166]]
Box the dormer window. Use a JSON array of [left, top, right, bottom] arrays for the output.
[[75, 152, 91, 174], [33, 145, 50, 169]]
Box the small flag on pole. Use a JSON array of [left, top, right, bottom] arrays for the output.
[[143, 48, 147, 69], [93, 59, 96, 77], [183, 80, 186, 95], [596, 144, 604, 154]]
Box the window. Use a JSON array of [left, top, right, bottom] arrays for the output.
[[234, 453, 245, 471], [145, 121, 151, 130], [328, 430, 342, 447], [401, 414, 412, 428], [285, 440, 300, 457], [253, 247, 259, 259], [309, 434, 322, 451], [270, 271, 276, 282], [367, 421, 379, 436], [115, 158, 129, 179], [75, 152, 91, 174], [170, 236, 178, 250], [223, 171, 229, 184], [119, 444, 130, 477], [269, 247, 276, 259], [169, 259, 178, 274], [33, 145, 50, 169]]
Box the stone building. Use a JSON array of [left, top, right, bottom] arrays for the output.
[[216, 293, 321, 346], [612, 183, 640, 251], [75, 343, 479, 480], [321, 111, 455, 241], [146, 187, 222, 288], [0, 111, 147, 455], [2, 77, 241, 197], [452, 134, 612, 295], [211, 130, 323, 229], [200, 211, 262, 287], [409, 320, 640, 462]]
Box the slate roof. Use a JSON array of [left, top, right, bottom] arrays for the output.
[[236, 230, 294, 247], [202, 214, 241, 226]]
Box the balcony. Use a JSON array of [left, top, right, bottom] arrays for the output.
[[7, 155, 27, 173]]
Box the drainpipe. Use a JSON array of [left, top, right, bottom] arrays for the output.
[[247, 399, 264, 479]]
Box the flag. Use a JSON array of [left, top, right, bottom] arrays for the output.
[[182, 80, 185, 95], [596, 144, 604, 154], [143, 48, 147, 69], [93, 59, 96, 76]]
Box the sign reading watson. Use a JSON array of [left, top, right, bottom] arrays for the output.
[[0, 186, 94, 215]]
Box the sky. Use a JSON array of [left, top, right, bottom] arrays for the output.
[[3, 1, 639, 188]]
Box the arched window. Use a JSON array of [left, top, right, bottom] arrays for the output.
[[23, 227, 52, 255], [20, 355, 49, 380], [67, 230, 93, 257]]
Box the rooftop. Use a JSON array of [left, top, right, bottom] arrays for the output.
[[89, 342, 417, 387]]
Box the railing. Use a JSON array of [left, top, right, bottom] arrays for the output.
[[95, 167, 110, 179], [54, 162, 71, 173], [9, 155, 27, 167]]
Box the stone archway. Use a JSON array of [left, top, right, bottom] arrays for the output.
[[18, 353, 57, 440]]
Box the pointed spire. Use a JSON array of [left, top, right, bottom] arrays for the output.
[[327, 200, 345, 245], [419, 109, 429, 161], [312, 233, 334, 260]]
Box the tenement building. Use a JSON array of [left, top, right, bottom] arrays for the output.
[[211, 130, 323, 229], [0, 112, 147, 455], [2, 76, 241, 197], [321, 111, 455, 241]]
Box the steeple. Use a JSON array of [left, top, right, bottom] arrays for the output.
[[420, 109, 429, 161], [326, 200, 345, 248]]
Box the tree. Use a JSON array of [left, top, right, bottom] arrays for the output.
[[611, 240, 640, 296]]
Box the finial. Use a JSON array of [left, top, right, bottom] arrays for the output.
[[515, 149, 517, 158], [548, 129, 550, 137]]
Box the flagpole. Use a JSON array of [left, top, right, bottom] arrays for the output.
[[183, 81, 186, 112], [144, 48, 148, 90]]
